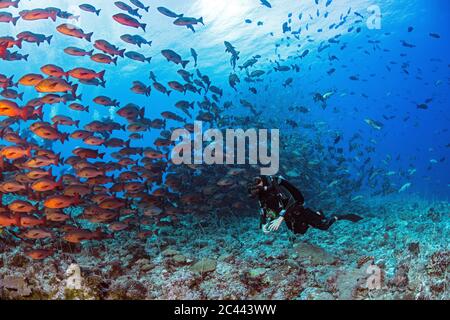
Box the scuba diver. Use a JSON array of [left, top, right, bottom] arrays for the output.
[[247, 175, 363, 234]]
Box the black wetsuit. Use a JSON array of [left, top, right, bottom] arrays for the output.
[[257, 176, 340, 234]]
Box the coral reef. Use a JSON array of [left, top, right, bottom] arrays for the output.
[[0, 195, 448, 300]]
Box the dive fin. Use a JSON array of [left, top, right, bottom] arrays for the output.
[[336, 214, 363, 223]]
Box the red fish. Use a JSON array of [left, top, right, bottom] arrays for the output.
[[0, 42, 8, 59], [91, 53, 118, 65], [0, 37, 21, 49], [0, 12, 20, 25], [41, 64, 68, 78], [112, 13, 146, 31], [94, 40, 125, 57], [56, 24, 93, 42], [68, 68, 105, 81], [19, 8, 57, 21], [93, 95, 120, 107], [43, 194, 80, 209], [19, 215, 46, 228], [0, 1, 20, 9], [25, 249, 54, 260], [0, 213, 19, 227]]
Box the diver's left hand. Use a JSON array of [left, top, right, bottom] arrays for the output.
[[267, 217, 284, 232]]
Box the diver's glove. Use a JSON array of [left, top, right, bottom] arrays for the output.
[[267, 216, 284, 232], [262, 223, 271, 234]]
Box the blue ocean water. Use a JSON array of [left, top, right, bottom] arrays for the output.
[[1, 0, 448, 199]]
